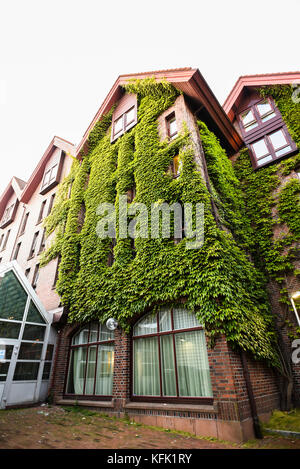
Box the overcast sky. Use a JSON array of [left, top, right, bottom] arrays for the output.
[[0, 0, 299, 194]]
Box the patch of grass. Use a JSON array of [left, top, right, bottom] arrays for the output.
[[62, 406, 97, 417], [264, 409, 300, 433]]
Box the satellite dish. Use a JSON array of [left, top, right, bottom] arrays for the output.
[[106, 318, 118, 331]]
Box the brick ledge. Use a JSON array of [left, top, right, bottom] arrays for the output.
[[125, 401, 217, 413], [56, 399, 114, 408]]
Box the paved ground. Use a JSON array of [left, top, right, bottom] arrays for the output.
[[0, 405, 299, 449]]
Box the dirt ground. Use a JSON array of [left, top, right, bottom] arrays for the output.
[[0, 405, 299, 450]]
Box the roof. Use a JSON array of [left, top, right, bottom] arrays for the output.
[[76, 67, 243, 156], [20, 136, 75, 204], [223, 71, 300, 118], [0, 176, 27, 221]]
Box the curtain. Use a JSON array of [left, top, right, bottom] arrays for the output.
[[72, 346, 87, 394], [133, 313, 157, 336], [159, 308, 171, 332], [85, 345, 97, 394], [133, 337, 160, 395], [95, 344, 114, 395], [173, 306, 201, 330], [175, 330, 212, 397], [160, 335, 176, 396]]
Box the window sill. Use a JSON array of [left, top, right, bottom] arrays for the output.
[[56, 399, 114, 408], [125, 401, 217, 414]]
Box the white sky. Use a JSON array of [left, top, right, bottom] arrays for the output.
[[0, 0, 299, 194]]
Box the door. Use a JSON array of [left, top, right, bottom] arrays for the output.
[[0, 341, 18, 409]]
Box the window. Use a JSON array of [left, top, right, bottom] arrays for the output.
[[47, 193, 56, 215], [111, 94, 138, 142], [29, 232, 39, 258], [25, 268, 30, 278], [32, 264, 39, 289], [53, 256, 61, 287], [66, 322, 115, 397], [171, 155, 182, 178], [38, 229, 46, 253], [1, 203, 16, 228], [13, 242, 21, 260], [0, 234, 4, 250], [20, 212, 29, 235], [166, 113, 178, 140], [132, 307, 212, 403], [37, 200, 46, 223], [41, 165, 58, 190], [239, 98, 277, 134], [251, 128, 295, 167], [1, 230, 11, 251], [40, 151, 64, 195]]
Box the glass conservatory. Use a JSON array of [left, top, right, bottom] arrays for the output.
[[0, 261, 55, 409]]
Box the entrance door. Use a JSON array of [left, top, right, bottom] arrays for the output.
[[0, 341, 18, 409]]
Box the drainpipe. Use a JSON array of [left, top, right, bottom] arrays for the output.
[[240, 350, 263, 439]]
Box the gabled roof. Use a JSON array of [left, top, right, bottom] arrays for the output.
[[223, 71, 300, 118], [76, 67, 243, 156], [0, 176, 27, 221], [20, 136, 75, 204]]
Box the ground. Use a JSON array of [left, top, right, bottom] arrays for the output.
[[0, 405, 299, 450]]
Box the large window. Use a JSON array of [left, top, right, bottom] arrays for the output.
[[251, 127, 295, 167], [132, 307, 212, 403], [66, 322, 115, 398]]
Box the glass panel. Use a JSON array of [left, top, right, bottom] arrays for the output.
[[133, 337, 160, 396], [241, 109, 255, 126], [0, 271, 28, 321], [45, 344, 54, 361], [0, 362, 10, 381], [175, 330, 212, 397], [275, 146, 291, 157], [269, 130, 288, 150], [257, 155, 273, 166], [173, 307, 201, 330], [72, 326, 89, 345], [257, 100, 272, 116], [114, 116, 123, 135], [0, 321, 21, 339], [18, 342, 43, 360], [125, 108, 135, 126], [261, 112, 276, 123], [245, 121, 258, 132], [26, 300, 46, 324], [133, 312, 157, 336], [13, 362, 40, 381], [159, 308, 172, 332], [49, 164, 58, 182], [0, 344, 13, 360], [42, 362, 52, 380], [95, 344, 114, 395], [160, 335, 176, 396], [252, 139, 269, 159], [169, 118, 177, 136], [99, 323, 114, 341], [85, 345, 97, 394], [89, 323, 98, 343], [66, 346, 87, 394], [22, 324, 45, 342]]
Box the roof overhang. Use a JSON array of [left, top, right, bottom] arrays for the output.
[[0, 176, 26, 221], [223, 72, 300, 119], [76, 68, 243, 156]]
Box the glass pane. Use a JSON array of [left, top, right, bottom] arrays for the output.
[[85, 345, 97, 394], [159, 308, 172, 332], [89, 323, 98, 343], [66, 347, 87, 394], [261, 112, 276, 123], [22, 324, 45, 342], [275, 146, 291, 157], [13, 362, 40, 381], [133, 337, 160, 396], [0, 271, 28, 321], [245, 121, 258, 132], [0, 321, 21, 339], [133, 312, 157, 336], [95, 344, 114, 395], [99, 323, 114, 341], [50, 164, 58, 182], [114, 116, 123, 135], [72, 326, 89, 345], [0, 344, 13, 360], [175, 330, 212, 397], [257, 100, 272, 117], [160, 335, 176, 396], [45, 344, 54, 361], [18, 342, 43, 360], [125, 108, 135, 126], [257, 155, 273, 166], [173, 307, 201, 330], [269, 130, 288, 150], [169, 118, 177, 136], [0, 362, 10, 381], [26, 300, 46, 324], [42, 362, 52, 380], [241, 109, 255, 126], [252, 139, 269, 159]]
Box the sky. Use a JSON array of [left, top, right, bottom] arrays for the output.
[[0, 0, 299, 194]]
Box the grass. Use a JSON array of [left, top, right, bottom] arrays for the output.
[[263, 409, 300, 433]]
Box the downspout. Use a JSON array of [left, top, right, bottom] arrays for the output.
[[240, 350, 263, 439]]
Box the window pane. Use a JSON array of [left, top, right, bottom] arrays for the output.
[[43, 170, 51, 187], [42, 362, 52, 380], [133, 312, 157, 336], [85, 345, 97, 394], [18, 342, 43, 360], [0, 344, 13, 360], [13, 362, 40, 381], [89, 323, 98, 343], [257, 155, 273, 166], [169, 118, 177, 136], [45, 344, 54, 361], [133, 337, 160, 396], [26, 300, 46, 324], [175, 330, 212, 397], [160, 335, 176, 396], [66, 347, 87, 394], [261, 112, 276, 123], [95, 344, 114, 395], [0, 321, 21, 339], [49, 164, 58, 182], [269, 130, 288, 150], [72, 326, 89, 345], [241, 109, 255, 126], [252, 139, 269, 159], [173, 307, 201, 330], [125, 108, 135, 126], [22, 324, 45, 342], [0, 362, 9, 381], [257, 100, 272, 117], [159, 308, 172, 332], [275, 146, 292, 157], [99, 323, 114, 341], [0, 270, 28, 321], [114, 116, 123, 135]]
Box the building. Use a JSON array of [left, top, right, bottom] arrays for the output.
[[0, 68, 299, 442]]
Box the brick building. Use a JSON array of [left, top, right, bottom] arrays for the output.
[[0, 68, 299, 441]]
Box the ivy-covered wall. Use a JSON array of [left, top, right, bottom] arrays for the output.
[[41, 78, 286, 367]]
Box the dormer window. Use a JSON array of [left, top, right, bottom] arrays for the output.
[[239, 98, 278, 135], [0, 201, 18, 228], [256, 99, 276, 123], [111, 94, 138, 143], [40, 151, 64, 195], [240, 109, 258, 132], [251, 127, 295, 167]]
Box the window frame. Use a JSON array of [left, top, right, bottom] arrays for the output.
[[1, 201, 18, 229], [238, 97, 279, 137], [40, 151, 65, 195], [166, 112, 178, 141], [130, 308, 213, 405]]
